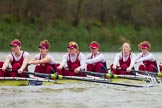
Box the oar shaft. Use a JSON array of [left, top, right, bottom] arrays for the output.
[[113, 67, 162, 78], [58, 75, 150, 87], [25, 71, 60, 79], [80, 71, 146, 80], [131, 70, 162, 78], [21, 71, 153, 87], [23, 71, 56, 78], [80, 71, 117, 78], [81, 71, 106, 76]]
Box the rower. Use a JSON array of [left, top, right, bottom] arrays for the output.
[[56, 41, 86, 76], [28, 40, 56, 77], [135, 41, 158, 73], [111, 42, 136, 75], [85, 41, 107, 74], [0, 39, 30, 77]]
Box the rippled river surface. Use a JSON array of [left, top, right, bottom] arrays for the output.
[[0, 52, 162, 108]]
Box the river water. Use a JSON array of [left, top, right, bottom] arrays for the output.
[[0, 52, 162, 108]]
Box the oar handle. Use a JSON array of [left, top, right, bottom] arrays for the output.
[[22, 71, 60, 79], [105, 73, 118, 79], [157, 72, 162, 78]]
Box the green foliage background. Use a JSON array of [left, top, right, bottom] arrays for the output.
[[0, 20, 161, 52], [0, 0, 162, 52]]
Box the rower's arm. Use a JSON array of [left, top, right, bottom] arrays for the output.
[[19, 53, 30, 70], [2, 55, 11, 70]]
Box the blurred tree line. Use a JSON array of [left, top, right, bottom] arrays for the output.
[[0, 0, 162, 27], [0, 0, 162, 52]]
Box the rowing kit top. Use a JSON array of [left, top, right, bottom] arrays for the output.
[[135, 52, 158, 68], [86, 52, 106, 64], [34, 53, 55, 65], [136, 52, 156, 63], [113, 52, 136, 69], [9, 51, 29, 65], [59, 52, 85, 70]]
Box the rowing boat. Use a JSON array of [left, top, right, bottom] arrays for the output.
[[0, 69, 158, 87], [0, 74, 154, 87]]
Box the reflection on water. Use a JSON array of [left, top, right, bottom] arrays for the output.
[[0, 52, 162, 108]]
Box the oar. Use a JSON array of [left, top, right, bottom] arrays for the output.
[[58, 75, 151, 87], [130, 70, 162, 78], [22, 69, 161, 83], [79, 71, 149, 81], [111, 67, 162, 78], [24, 70, 150, 82], [23, 71, 151, 87], [24, 72, 153, 87], [22, 71, 58, 79]]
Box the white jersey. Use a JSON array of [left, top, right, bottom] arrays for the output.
[[59, 52, 85, 70], [136, 52, 156, 63], [35, 53, 55, 64], [86, 52, 106, 64], [113, 52, 136, 68], [8, 51, 30, 62]]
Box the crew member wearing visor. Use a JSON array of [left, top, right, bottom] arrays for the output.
[[0, 39, 30, 77], [86, 41, 107, 73], [28, 40, 56, 76], [56, 41, 85, 76], [135, 41, 158, 73]]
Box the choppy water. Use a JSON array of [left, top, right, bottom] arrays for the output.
[[0, 52, 162, 108]]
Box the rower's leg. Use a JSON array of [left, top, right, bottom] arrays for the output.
[[8, 63, 20, 77], [139, 64, 145, 71], [46, 65, 55, 74], [148, 64, 158, 72]]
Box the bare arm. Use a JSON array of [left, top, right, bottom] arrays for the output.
[[2, 56, 11, 71], [29, 56, 51, 65], [57, 54, 68, 70]]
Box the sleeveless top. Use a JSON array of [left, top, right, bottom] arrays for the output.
[[67, 53, 80, 70], [11, 51, 24, 66], [119, 53, 131, 67]]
